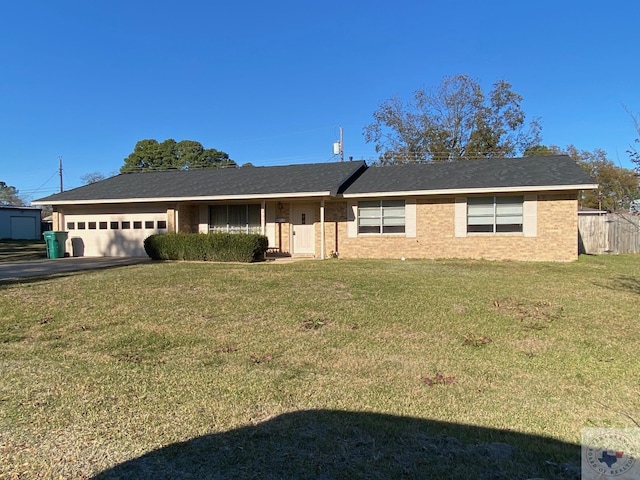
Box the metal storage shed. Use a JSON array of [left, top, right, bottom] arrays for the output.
[[0, 205, 42, 240]]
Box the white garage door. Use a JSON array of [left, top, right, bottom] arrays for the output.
[[64, 212, 168, 257]]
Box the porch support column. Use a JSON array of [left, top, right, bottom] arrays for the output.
[[261, 200, 266, 235], [53, 208, 63, 231], [168, 204, 179, 233], [320, 198, 325, 260]]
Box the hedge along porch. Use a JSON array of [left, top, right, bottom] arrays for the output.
[[33, 156, 596, 261], [175, 200, 323, 257]]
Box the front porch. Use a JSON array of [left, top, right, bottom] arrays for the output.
[[174, 199, 335, 259]]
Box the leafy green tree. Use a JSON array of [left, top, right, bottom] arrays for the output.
[[523, 145, 557, 157], [364, 74, 542, 164], [574, 150, 640, 212], [120, 139, 236, 173], [0, 181, 24, 206], [528, 145, 640, 212]]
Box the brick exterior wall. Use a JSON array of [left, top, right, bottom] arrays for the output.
[[178, 204, 199, 233], [320, 201, 347, 257], [165, 194, 579, 262], [320, 193, 579, 262], [272, 202, 291, 254]]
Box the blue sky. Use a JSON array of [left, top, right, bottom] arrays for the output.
[[1, 0, 638, 202]]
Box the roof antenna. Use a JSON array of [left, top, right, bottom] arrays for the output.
[[333, 126, 344, 162]]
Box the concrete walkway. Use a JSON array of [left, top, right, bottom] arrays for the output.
[[0, 257, 150, 281]]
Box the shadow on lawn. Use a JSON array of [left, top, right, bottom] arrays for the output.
[[0, 272, 79, 287], [92, 410, 581, 480], [0, 258, 150, 286], [612, 275, 640, 296]]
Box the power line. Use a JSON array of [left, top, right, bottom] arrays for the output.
[[19, 170, 60, 194]]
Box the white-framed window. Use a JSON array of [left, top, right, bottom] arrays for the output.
[[358, 200, 405, 234], [209, 204, 261, 234], [467, 196, 524, 233]]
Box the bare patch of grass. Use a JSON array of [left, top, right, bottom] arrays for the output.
[[462, 333, 492, 347], [493, 298, 563, 329], [512, 337, 554, 357], [422, 372, 456, 386], [300, 317, 329, 330]]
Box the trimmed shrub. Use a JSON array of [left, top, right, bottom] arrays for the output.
[[144, 233, 269, 262]]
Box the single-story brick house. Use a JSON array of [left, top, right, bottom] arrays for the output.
[[32, 155, 596, 261], [0, 205, 42, 240]]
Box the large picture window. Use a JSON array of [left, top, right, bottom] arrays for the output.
[[467, 196, 523, 233], [358, 200, 405, 234], [209, 204, 261, 234]]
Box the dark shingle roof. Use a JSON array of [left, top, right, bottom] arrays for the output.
[[33, 156, 596, 205], [34, 161, 367, 203], [342, 155, 595, 195]]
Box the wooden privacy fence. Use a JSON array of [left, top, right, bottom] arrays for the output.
[[579, 213, 640, 254]]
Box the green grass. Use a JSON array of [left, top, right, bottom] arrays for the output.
[[1, 255, 639, 479], [0, 239, 46, 261]]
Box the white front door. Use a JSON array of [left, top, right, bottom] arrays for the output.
[[292, 204, 315, 255]]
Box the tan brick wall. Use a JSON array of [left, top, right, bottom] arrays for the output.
[[321, 201, 347, 257], [323, 194, 579, 262], [177, 204, 199, 233], [274, 203, 292, 254]]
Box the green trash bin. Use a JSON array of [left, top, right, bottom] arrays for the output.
[[43, 231, 68, 259]]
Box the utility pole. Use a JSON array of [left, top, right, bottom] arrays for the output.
[[59, 156, 63, 192]]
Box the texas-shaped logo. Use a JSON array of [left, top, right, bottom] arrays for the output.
[[598, 450, 624, 468]]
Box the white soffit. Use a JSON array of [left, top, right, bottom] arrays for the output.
[[342, 184, 598, 198], [32, 191, 333, 206]]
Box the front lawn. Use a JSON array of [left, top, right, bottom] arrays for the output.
[[0, 239, 46, 261], [1, 255, 638, 479]]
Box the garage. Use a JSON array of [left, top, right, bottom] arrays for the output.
[[0, 206, 42, 240], [61, 206, 168, 257]]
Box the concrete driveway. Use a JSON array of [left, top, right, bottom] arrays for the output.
[[0, 257, 150, 281]]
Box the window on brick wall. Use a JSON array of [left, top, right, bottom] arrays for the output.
[[358, 200, 405, 234], [467, 196, 523, 233]]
